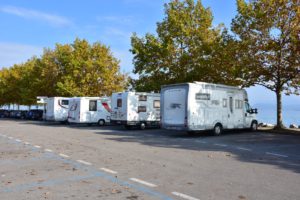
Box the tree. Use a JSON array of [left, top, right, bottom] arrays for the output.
[[131, 0, 222, 91], [232, 0, 300, 129], [0, 38, 128, 106], [38, 38, 127, 97]]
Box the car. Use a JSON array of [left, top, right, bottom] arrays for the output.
[[15, 110, 28, 119], [26, 109, 43, 120]]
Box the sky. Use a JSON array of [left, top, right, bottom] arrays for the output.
[[0, 0, 299, 107]]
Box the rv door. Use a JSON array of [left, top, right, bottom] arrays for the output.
[[227, 96, 234, 128]]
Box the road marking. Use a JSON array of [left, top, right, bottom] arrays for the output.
[[266, 152, 288, 158], [15, 139, 21, 142], [59, 153, 70, 158], [76, 160, 92, 165], [172, 192, 200, 200], [44, 149, 53, 152], [214, 143, 228, 147], [34, 145, 41, 148], [100, 168, 118, 174], [24, 142, 30, 145], [129, 178, 157, 187], [236, 147, 251, 151], [8, 137, 13, 139]]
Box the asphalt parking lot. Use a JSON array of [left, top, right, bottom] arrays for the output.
[[0, 120, 300, 200]]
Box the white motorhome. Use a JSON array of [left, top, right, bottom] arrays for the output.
[[111, 92, 160, 129], [161, 82, 258, 135], [37, 96, 68, 121], [44, 97, 70, 122], [68, 97, 111, 126]]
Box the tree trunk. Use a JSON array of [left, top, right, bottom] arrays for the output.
[[275, 89, 285, 129]]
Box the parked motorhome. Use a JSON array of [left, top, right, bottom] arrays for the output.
[[161, 82, 258, 135], [44, 97, 71, 122], [68, 97, 111, 126], [110, 92, 160, 129]]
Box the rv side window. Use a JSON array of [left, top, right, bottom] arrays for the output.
[[235, 100, 243, 109], [139, 95, 147, 101], [117, 99, 122, 107], [61, 100, 69, 106], [153, 100, 160, 108], [89, 100, 97, 111], [239, 100, 243, 109], [223, 99, 227, 107], [229, 97, 233, 113], [195, 93, 210, 100], [235, 100, 239, 109], [138, 106, 146, 112]]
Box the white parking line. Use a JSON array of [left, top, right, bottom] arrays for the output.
[[172, 192, 200, 200], [100, 168, 118, 174], [214, 143, 228, 147], [44, 149, 53, 152], [15, 139, 21, 142], [236, 147, 252, 151], [76, 160, 92, 165], [8, 137, 13, 139], [266, 152, 288, 158], [34, 145, 41, 148], [59, 153, 70, 158], [24, 142, 30, 145], [129, 178, 157, 187]]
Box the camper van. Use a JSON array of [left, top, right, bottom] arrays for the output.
[[161, 82, 258, 135], [110, 92, 160, 129], [43, 97, 70, 122], [68, 97, 111, 126]]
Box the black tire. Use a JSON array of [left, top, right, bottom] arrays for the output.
[[187, 131, 195, 136], [213, 123, 223, 136], [250, 121, 258, 131], [124, 125, 132, 130], [140, 122, 146, 130], [98, 119, 105, 126]]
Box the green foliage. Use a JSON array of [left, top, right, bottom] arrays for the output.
[[131, 0, 225, 91], [231, 0, 300, 128], [232, 0, 300, 93], [0, 38, 127, 105]]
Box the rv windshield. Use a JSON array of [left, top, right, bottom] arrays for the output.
[[245, 102, 251, 112]]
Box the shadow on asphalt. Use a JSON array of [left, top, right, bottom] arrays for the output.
[[3, 119, 300, 174]]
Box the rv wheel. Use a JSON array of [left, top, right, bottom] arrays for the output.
[[98, 119, 105, 126], [250, 121, 258, 131], [124, 125, 132, 130], [140, 122, 146, 130], [213, 124, 223, 136]]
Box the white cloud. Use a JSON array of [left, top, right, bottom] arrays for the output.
[[0, 42, 43, 68], [0, 6, 72, 27]]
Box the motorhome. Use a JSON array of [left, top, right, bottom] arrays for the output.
[[42, 97, 71, 122], [68, 97, 111, 125], [110, 92, 160, 129], [161, 82, 258, 135]]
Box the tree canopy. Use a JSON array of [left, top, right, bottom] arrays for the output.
[[0, 38, 127, 105], [231, 0, 300, 128], [131, 0, 225, 91]]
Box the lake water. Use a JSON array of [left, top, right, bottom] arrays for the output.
[[254, 104, 300, 126]]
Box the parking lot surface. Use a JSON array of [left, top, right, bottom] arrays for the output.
[[0, 120, 300, 200]]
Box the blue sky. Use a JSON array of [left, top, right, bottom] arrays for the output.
[[0, 0, 299, 107]]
